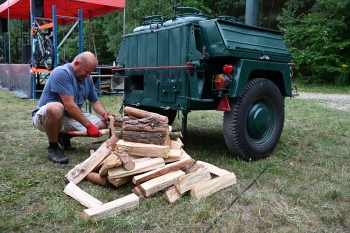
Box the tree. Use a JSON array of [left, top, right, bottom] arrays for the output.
[[279, 0, 350, 85]]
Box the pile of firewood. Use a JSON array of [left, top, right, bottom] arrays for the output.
[[63, 107, 237, 220]]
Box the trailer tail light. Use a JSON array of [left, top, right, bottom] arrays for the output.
[[214, 74, 230, 90], [223, 64, 234, 74]]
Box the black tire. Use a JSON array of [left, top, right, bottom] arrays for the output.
[[223, 78, 285, 161], [42, 38, 55, 70], [33, 42, 41, 68]]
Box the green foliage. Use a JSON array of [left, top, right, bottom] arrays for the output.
[[279, 0, 350, 85], [3, 0, 350, 86]]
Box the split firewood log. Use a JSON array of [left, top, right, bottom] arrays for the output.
[[115, 151, 135, 171], [122, 117, 168, 132], [122, 131, 167, 145], [114, 116, 138, 128], [124, 106, 168, 124], [99, 152, 122, 176], [85, 172, 110, 187]]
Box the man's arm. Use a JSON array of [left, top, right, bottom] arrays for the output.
[[90, 100, 108, 117], [59, 93, 90, 127]]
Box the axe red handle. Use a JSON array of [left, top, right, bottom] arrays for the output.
[[68, 129, 110, 137]]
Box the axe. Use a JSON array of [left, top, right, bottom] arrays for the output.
[[61, 129, 110, 137]]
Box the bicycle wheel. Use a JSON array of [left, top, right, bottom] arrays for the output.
[[33, 41, 41, 68], [43, 38, 55, 70]]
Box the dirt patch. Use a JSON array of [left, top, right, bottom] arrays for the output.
[[295, 92, 350, 112]]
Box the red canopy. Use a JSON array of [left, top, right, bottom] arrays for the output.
[[0, 0, 125, 24]]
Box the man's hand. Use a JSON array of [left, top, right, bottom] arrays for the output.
[[86, 122, 101, 137], [103, 112, 116, 121]]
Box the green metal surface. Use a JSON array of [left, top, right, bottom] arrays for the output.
[[116, 9, 293, 112], [246, 98, 277, 144], [247, 101, 271, 139]]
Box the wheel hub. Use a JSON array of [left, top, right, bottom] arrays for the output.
[[247, 102, 270, 139]]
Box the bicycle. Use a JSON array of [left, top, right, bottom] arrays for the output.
[[31, 21, 55, 70]]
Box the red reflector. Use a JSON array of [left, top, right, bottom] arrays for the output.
[[223, 64, 234, 74], [217, 96, 231, 111], [214, 75, 226, 89]]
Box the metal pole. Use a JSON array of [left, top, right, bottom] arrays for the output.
[[78, 9, 83, 53], [57, 20, 79, 49], [52, 5, 58, 68], [30, 0, 36, 99], [123, 8, 126, 35], [3, 33, 6, 63], [245, 0, 260, 27], [7, 0, 10, 63]]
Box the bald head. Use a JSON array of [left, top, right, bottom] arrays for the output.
[[71, 51, 98, 80], [74, 51, 98, 67]]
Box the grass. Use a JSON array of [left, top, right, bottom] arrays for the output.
[[293, 80, 350, 94], [0, 87, 349, 233]]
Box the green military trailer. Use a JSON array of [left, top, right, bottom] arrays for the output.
[[114, 7, 294, 161]]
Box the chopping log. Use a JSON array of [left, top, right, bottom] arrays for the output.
[[81, 193, 139, 220], [124, 106, 169, 124]]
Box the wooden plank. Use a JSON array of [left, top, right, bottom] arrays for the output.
[[196, 161, 231, 177], [174, 167, 211, 194], [190, 173, 237, 199], [65, 141, 112, 184], [139, 170, 185, 197], [116, 139, 170, 158], [132, 157, 195, 185], [107, 176, 132, 187], [132, 186, 145, 198], [164, 149, 191, 163], [81, 194, 139, 220], [64, 182, 103, 208], [170, 138, 184, 150], [167, 148, 183, 159], [162, 186, 182, 203], [108, 158, 165, 179]]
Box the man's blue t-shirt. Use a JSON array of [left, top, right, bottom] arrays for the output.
[[35, 63, 98, 115]]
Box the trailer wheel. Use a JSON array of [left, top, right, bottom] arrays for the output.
[[223, 78, 284, 161]]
